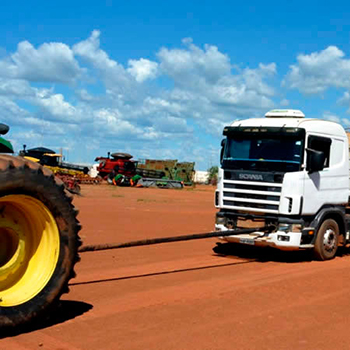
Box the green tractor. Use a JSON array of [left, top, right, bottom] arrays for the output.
[[0, 124, 81, 329]]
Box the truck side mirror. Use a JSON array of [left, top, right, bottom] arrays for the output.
[[220, 139, 226, 164], [306, 148, 325, 173]]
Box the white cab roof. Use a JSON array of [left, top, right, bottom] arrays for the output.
[[229, 112, 346, 138], [265, 109, 305, 118]]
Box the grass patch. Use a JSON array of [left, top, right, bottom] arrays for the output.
[[137, 198, 155, 203], [137, 198, 170, 203], [111, 194, 124, 198]]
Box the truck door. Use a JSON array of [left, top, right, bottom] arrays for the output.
[[302, 135, 348, 214]]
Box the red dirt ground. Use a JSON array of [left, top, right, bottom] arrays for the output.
[[3, 184, 350, 349]]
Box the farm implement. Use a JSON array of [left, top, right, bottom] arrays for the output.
[[95, 152, 194, 189], [20, 146, 101, 194]]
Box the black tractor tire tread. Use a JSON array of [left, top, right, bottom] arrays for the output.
[[0, 156, 81, 329]]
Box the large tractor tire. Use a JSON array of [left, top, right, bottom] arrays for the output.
[[0, 155, 81, 328]]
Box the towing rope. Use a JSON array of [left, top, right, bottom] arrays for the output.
[[78, 226, 269, 253]]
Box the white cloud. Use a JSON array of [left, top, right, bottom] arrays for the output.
[[127, 58, 158, 82], [34, 93, 77, 121], [323, 111, 350, 127], [141, 97, 184, 117], [76, 89, 94, 102], [204, 118, 229, 136], [0, 78, 34, 97], [153, 116, 192, 134], [0, 96, 30, 125], [158, 38, 231, 86], [92, 108, 139, 136], [335, 91, 350, 114], [0, 31, 279, 170], [73, 30, 136, 98], [242, 63, 276, 97], [285, 46, 350, 94], [338, 91, 350, 105], [15, 118, 70, 136], [280, 98, 290, 106], [210, 83, 274, 108], [0, 41, 82, 83], [156, 40, 276, 126], [73, 30, 114, 69]]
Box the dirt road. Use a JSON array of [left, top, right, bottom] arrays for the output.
[[3, 184, 350, 349]]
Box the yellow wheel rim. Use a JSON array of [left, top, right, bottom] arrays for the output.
[[0, 195, 60, 307]]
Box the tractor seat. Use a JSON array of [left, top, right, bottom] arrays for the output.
[[0, 123, 9, 135]]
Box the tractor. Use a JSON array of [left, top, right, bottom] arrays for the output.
[[0, 124, 81, 328]]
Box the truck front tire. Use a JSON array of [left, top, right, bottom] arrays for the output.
[[313, 219, 339, 261]]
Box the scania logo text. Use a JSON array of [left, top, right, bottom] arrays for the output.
[[239, 174, 264, 181]]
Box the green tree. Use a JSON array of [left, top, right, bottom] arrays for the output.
[[207, 166, 218, 185]]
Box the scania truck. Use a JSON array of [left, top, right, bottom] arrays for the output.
[[215, 109, 350, 260]]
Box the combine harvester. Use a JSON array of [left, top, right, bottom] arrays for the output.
[[20, 146, 101, 194], [95, 152, 194, 189]]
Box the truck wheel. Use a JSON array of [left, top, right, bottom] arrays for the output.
[[0, 156, 81, 328], [313, 219, 339, 261]]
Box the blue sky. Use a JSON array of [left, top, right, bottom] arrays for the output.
[[2, 0, 350, 170]]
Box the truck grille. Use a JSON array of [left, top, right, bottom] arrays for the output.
[[222, 180, 282, 214]]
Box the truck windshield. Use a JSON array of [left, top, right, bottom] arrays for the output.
[[222, 135, 304, 172]]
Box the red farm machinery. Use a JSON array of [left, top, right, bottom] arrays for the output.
[[95, 152, 195, 189]]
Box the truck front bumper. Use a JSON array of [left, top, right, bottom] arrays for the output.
[[215, 224, 314, 251]]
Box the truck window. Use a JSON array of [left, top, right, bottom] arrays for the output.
[[330, 139, 344, 166], [307, 135, 331, 168]]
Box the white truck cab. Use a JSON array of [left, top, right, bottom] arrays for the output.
[[215, 109, 350, 260]]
